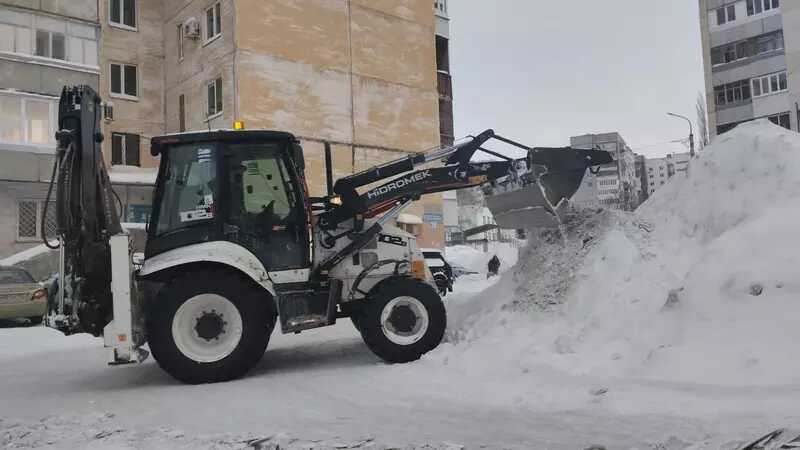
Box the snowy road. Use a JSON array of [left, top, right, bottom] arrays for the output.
[[0, 281, 794, 449]]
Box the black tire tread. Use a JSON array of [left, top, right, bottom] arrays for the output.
[[147, 269, 274, 384], [357, 278, 446, 363]]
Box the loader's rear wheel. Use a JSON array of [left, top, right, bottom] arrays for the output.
[[147, 271, 274, 384], [357, 278, 446, 363]]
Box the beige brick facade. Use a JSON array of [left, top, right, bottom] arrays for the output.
[[100, 0, 445, 248]]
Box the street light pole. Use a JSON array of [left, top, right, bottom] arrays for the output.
[[667, 112, 695, 157]]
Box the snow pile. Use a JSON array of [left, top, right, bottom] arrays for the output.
[[442, 120, 800, 386], [0, 327, 98, 359], [446, 242, 519, 273]]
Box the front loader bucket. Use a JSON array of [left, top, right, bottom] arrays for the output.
[[483, 147, 612, 229]]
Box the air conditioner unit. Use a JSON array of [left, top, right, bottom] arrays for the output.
[[183, 18, 200, 39], [101, 101, 114, 122]]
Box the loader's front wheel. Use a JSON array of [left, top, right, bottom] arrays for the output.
[[357, 278, 446, 363], [147, 271, 274, 384]]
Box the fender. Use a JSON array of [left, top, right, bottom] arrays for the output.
[[139, 241, 275, 296]]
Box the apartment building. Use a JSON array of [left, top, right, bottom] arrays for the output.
[[700, 0, 798, 137], [95, 0, 449, 249], [441, 190, 458, 243], [570, 132, 641, 210], [435, 0, 453, 147], [644, 152, 691, 196], [634, 154, 649, 203], [0, 1, 101, 258], [99, 0, 165, 225]]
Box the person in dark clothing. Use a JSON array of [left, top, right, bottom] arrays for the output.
[[487, 255, 500, 278]]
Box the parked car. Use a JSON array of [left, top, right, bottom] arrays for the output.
[[0, 266, 46, 324], [421, 248, 454, 296]]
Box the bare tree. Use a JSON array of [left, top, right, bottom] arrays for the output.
[[696, 92, 709, 149]]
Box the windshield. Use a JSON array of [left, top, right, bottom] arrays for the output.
[[227, 143, 297, 221], [154, 143, 217, 236]]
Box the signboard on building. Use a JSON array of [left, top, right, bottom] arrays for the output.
[[423, 213, 443, 224]]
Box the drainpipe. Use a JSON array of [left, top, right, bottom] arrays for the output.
[[346, 0, 356, 172], [232, 0, 239, 119]]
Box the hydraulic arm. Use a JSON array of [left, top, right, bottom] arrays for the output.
[[46, 85, 123, 337], [318, 129, 613, 230], [312, 130, 612, 276]]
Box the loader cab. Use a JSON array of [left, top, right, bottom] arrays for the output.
[[146, 130, 311, 272]]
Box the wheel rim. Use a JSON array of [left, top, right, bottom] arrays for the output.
[[380, 296, 429, 346], [172, 294, 243, 363]]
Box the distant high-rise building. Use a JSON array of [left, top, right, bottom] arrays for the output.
[[645, 152, 691, 196], [699, 0, 800, 137], [635, 154, 649, 203], [570, 132, 642, 210]]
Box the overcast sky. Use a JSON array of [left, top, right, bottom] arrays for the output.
[[449, 0, 706, 158]]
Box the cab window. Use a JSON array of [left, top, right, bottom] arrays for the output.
[[154, 144, 217, 236]]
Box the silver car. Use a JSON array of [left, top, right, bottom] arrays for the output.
[[0, 266, 46, 324]]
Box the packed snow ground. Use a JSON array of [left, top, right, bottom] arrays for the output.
[[1, 120, 798, 449]]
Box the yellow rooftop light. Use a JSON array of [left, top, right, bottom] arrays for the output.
[[233, 120, 245, 130]]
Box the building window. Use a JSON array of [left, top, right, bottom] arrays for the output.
[[714, 79, 751, 107], [436, 35, 450, 73], [767, 112, 791, 130], [34, 30, 66, 60], [110, 63, 138, 98], [719, 111, 790, 135], [205, 2, 222, 42], [0, 93, 56, 145], [17, 201, 38, 240], [716, 5, 736, 25], [756, 32, 784, 54], [711, 32, 784, 66], [111, 132, 140, 166], [177, 24, 184, 60], [109, 0, 137, 29], [398, 222, 419, 235], [0, 15, 98, 66], [207, 77, 223, 117], [752, 71, 787, 98], [435, 1, 448, 16], [747, 0, 779, 16], [179, 94, 186, 132], [126, 204, 152, 223], [17, 200, 56, 241]]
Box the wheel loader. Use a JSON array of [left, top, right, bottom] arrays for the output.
[[43, 86, 612, 384]]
